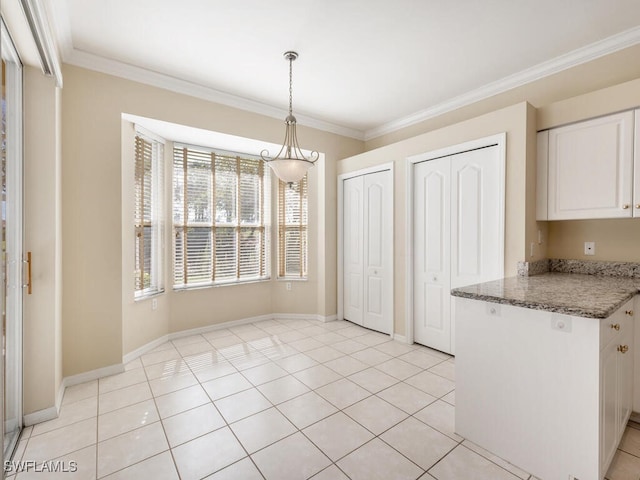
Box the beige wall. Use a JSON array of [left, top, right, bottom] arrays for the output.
[[23, 67, 63, 415], [537, 77, 640, 262], [62, 65, 363, 376], [547, 219, 640, 262], [337, 102, 533, 336]]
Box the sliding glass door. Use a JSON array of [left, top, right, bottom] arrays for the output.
[[1, 18, 24, 460]]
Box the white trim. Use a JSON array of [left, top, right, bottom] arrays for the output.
[[366, 26, 640, 141], [23, 363, 123, 426], [122, 335, 170, 365], [316, 314, 338, 323], [392, 333, 409, 344], [124, 313, 325, 363], [134, 124, 167, 145], [62, 363, 125, 389], [62, 48, 364, 141], [44, 1, 640, 142], [19, 0, 63, 86], [337, 163, 395, 333], [167, 314, 274, 343], [405, 133, 507, 346], [1, 28, 25, 451], [23, 405, 58, 427]]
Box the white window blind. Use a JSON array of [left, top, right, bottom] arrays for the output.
[[278, 176, 308, 278], [173, 145, 270, 288], [134, 134, 164, 297]]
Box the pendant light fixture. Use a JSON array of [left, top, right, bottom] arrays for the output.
[[261, 51, 319, 184]]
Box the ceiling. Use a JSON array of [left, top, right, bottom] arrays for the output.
[[43, 0, 640, 140]]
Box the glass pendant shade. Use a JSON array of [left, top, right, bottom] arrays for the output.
[[267, 158, 315, 184]]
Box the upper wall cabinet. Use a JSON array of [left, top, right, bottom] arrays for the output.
[[537, 110, 637, 220]]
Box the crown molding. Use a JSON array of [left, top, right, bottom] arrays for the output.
[[62, 48, 365, 141], [46, 0, 640, 144], [364, 25, 640, 141]]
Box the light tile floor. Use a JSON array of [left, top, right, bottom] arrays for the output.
[[9, 318, 640, 479]]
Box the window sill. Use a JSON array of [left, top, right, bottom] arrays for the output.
[[134, 289, 165, 302], [173, 277, 271, 292], [277, 277, 308, 282]]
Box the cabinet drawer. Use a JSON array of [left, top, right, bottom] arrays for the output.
[[601, 299, 634, 349]]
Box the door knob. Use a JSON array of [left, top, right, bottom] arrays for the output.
[[636, 204, 640, 209], [622, 204, 630, 209]]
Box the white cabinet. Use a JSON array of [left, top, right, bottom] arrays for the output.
[[342, 169, 393, 335], [537, 109, 637, 220], [600, 303, 634, 475], [456, 296, 635, 480]]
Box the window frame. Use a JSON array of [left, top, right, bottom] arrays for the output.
[[134, 131, 165, 299], [172, 143, 271, 289], [277, 175, 309, 280]]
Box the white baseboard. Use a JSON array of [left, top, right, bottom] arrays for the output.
[[24, 405, 59, 427], [272, 313, 318, 321], [392, 333, 409, 344], [63, 363, 125, 389], [122, 334, 170, 364], [124, 313, 331, 364], [166, 314, 273, 343]]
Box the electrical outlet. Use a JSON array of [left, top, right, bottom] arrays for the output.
[[584, 242, 595, 256], [537, 229, 542, 245], [152, 298, 158, 310], [286, 282, 292, 291], [551, 314, 572, 333]]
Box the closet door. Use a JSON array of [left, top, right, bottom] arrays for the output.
[[450, 146, 503, 353], [362, 171, 392, 334], [343, 176, 364, 325], [413, 158, 451, 351], [413, 145, 503, 354]]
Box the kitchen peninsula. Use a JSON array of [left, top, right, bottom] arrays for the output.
[[452, 264, 640, 480]]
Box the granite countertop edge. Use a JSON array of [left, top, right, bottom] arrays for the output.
[[451, 273, 640, 319], [451, 289, 638, 319]]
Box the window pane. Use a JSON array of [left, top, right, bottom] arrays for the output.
[[173, 149, 185, 224], [186, 226, 212, 283], [278, 175, 308, 278], [187, 151, 212, 224], [215, 226, 236, 281], [174, 227, 185, 285], [173, 146, 269, 287], [239, 227, 261, 278], [239, 159, 261, 224], [215, 156, 237, 224], [135, 135, 164, 295]]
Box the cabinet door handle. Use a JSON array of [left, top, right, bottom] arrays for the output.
[[625, 310, 634, 316], [622, 204, 630, 209], [617, 345, 629, 354], [610, 323, 621, 331], [636, 204, 640, 209]]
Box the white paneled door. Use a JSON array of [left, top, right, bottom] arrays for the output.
[[414, 145, 504, 353], [343, 170, 392, 334]]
